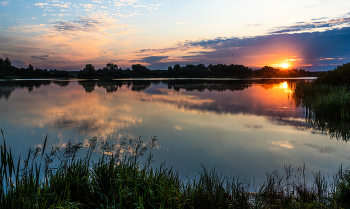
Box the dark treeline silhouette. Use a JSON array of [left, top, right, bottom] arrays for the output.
[[0, 57, 72, 79], [77, 63, 320, 79], [0, 57, 321, 79], [77, 63, 164, 78], [166, 64, 253, 77], [253, 66, 320, 77]]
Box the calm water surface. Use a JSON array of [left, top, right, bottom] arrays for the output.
[[0, 79, 349, 184]]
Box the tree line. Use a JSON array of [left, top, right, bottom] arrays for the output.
[[0, 57, 70, 79], [71, 63, 321, 78], [0, 57, 320, 79]]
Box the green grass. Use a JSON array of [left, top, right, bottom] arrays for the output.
[[292, 62, 350, 120], [1, 131, 349, 208], [294, 82, 350, 120]]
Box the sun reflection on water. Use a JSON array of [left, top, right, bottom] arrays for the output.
[[279, 81, 293, 93]]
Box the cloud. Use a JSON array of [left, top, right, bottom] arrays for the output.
[[11, 60, 27, 68], [140, 56, 169, 64], [135, 26, 350, 71], [130, 56, 169, 64], [34, 3, 49, 8], [53, 17, 103, 32], [246, 24, 263, 27], [271, 17, 350, 34], [33, 0, 166, 18], [7, 24, 50, 33], [0, 37, 10, 43], [1, 1, 8, 6], [51, 3, 70, 8], [35, 2, 70, 8], [30, 55, 49, 60], [52, 15, 129, 33]]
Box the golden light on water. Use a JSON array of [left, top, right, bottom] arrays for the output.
[[279, 81, 293, 93], [281, 81, 288, 89]]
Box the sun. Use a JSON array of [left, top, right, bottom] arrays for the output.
[[280, 63, 290, 69]]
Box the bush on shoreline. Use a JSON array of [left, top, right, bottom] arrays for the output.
[[1, 132, 349, 208], [315, 63, 350, 86]]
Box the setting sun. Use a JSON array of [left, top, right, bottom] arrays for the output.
[[280, 63, 290, 69]]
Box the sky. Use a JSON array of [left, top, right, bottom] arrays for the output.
[[0, 0, 350, 71]]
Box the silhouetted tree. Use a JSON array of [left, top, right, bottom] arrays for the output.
[[28, 64, 34, 71], [78, 64, 97, 78], [132, 64, 151, 76]]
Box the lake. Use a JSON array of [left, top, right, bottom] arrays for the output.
[[0, 78, 349, 185]]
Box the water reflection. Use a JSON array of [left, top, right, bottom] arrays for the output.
[[0, 80, 52, 99], [53, 80, 70, 87], [0, 78, 349, 185], [77, 79, 298, 93], [268, 116, 350, 142], [0, 79, 345, 137]]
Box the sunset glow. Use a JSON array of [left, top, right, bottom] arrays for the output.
[[0, 0, 350, 71], [280, 63, 290, 69]]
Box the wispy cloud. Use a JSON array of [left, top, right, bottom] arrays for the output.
[[130, 56, 169, 64], [246, 24, 263, 27], [52, 15, 129, 33], [271, 17, 350, 34], [34, 3, 48, 8], [34, 0, 166, 18], [31, 55, 50, 60], [1, 1, 9, 6]]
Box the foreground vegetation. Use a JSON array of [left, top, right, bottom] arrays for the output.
[[1, 131, 350, 208], [293, 63, 350, 120]]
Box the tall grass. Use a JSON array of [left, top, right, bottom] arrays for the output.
[[1, 130, 350, 208], [293, 62, 350, 120], [294, 82, 350, 120]]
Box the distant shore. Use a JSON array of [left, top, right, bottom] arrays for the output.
[[1, 57, 322, 79]]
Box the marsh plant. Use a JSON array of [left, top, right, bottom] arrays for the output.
[[1, 130, 350, 208], [292, 81, 350, 142], [294, 82, 350, 119], [293, 63, 350, 122]]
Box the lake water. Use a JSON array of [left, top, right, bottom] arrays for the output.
[[0, 78, 349, 185]]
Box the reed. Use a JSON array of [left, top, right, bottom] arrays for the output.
[[293, 63, 350, 120], [294, 82, 350, 120], [1, 131, 349, 208]]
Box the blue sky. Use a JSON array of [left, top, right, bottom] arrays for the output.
[[1, 0, 350, 70]]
